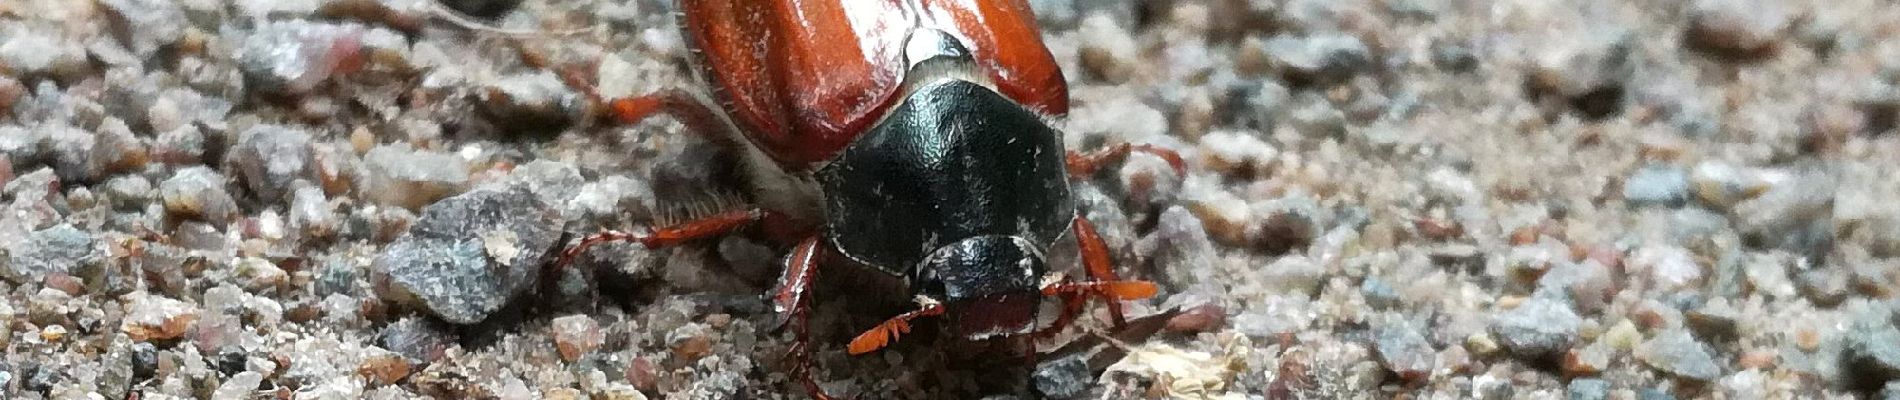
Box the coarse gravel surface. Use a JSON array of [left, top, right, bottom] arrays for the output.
[[2, 0, 1899, 399]]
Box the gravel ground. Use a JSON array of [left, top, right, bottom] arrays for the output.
[[3, 0, 1900, 399]]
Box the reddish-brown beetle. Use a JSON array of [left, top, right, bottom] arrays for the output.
[[551, 1, 1184, 398]]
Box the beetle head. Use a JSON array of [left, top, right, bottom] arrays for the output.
[[915, 235, 1047, 340]]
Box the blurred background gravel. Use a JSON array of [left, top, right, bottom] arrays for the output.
[[2, 0, 1899, 398]]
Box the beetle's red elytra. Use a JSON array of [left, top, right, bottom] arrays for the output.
[[547, 1, 1187, 398]]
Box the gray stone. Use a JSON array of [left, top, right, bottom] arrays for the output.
[[1567, 378, 1610, 400], [39, 122, 97, 182], [4, 224, 97, 284], [1639, 388, 1676, 400], [226, 125, 314, 204], [1433, 42, 1479, 72], [1262, 33, 1372, 86], [1685, 299, 1740, 341], [97, 0, 188, 58], [373, 188, 562, 324], [1524, 27, 1633, 118], [571, 175, 656, 223], [214, 371, 263, 399], [1881, 381, 1900, 400], [236, 21, 367, 95], [1374, 324, 1435, 380], [159, 166, 238, 222], [1536, 260, 1615, 313], [131, 342, 158, 381], [0, 24, 89, 80], [1843, 306, 1900, 392], [288, 186, 336, 238], [1490, 297, 1582, 361], [1796, 268, 1850, 307], [382, 317, 458, 364], [363, 144, 470, 210], [1732, 163, 1835, 262], [1361, 277, 1401, 309], [1636, 329, 1722, 382], [477, 72, 579, 135], [1031, 353, 1091, 399], [499, 160, 583, 216], [1624, 165, 1690, 207], [99, 340, 135, 399], [100, 175, 154, 210], [1147, 206, 1219, 290]]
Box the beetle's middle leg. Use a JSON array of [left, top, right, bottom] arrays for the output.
[[520, 48, 742, 144], [1065, 143, 1188, 178], [552, 208, 772, 270], [1037, 215, 1159, 337]]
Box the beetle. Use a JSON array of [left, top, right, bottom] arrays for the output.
[[550, 0, 1185, 398]]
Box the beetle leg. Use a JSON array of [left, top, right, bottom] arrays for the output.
[[1075, 216, 1128, 326], [772, 237, 824, 318], [552, 208, 766, 269], [545, 60, 741, 138], [1038, 216, 1160, 338], [773, 236, 839, 400], [1065, 142, 1188, 178], [846, 296, 947, 355]]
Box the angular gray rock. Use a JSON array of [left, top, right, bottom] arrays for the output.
[[1843, 306, 1900, 392], [3, 224, 97, 284], [1374, 324, 1435, 380], [226, 124, 314, 204], [1623, 165, 1690, 207], [1490, 297, 1582, 362], [1637, 328, 1722, 382], [373, 188, 562, 324], [1567, 378, 1610, 400], [159, 166, 239, 222]]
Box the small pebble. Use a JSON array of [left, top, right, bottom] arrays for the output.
[[1262, 33, 1372, 86], [1032, 353, 1092, 399], [120, 292, 200, 341], [212, 371, 263, 400], [358, 351, 410, 387], [1568, 378, 1610, 400], [362, 144, 470, 210], [439, 0, 523, 19], [236, 21, 368, 95], [381, 317, 456, 364], [1685, 299, 1740, 341], [160, 166, 240, 222], [1636, 328, 1722, 382], [226, 124, 314, 204], [1374, 324, 1435, 381], [1623, 165, 1689, 207], [1684, 0, 1790, 60], [551, 314, 604, 363], [1842, 306, 1900, 392], [1490, 297, 1582, 362], [1563, 343, 1612, 376]]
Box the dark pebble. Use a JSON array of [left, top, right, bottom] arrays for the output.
[[1032, 353, 1092, 399], [438, 0, 522, 20], [132, 342, 159, 381]]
